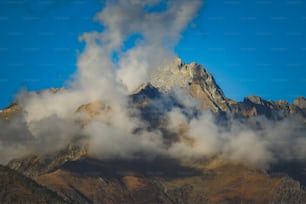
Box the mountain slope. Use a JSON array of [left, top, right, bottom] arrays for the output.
[[0, 165, 68, 204], [8, 157, 306, 204]]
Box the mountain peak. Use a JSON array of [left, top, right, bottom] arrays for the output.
[[150, 58, 230, 111]]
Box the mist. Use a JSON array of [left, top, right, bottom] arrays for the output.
[[0, 0, 306, 171]]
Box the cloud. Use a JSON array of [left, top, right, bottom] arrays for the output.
[[1, 0, 306, 172], [0, 0, 203, 163], [94, 0, 202, 92], [167, 108, 306, 169]]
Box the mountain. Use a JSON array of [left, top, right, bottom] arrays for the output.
[[2, 58, 306, 203]]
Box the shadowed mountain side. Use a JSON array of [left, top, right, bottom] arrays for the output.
[[0, 165, 68, 204], [60, 157, 203, 179], [269, 160, 306, 187]]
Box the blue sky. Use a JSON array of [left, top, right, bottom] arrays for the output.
[[0, 0, 306, 109]]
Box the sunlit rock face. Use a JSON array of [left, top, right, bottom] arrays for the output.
[[151, 57, 230, 112]]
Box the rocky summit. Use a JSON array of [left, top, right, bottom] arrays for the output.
[[1, 58, 306, 204], [151, 57, 230, 112]]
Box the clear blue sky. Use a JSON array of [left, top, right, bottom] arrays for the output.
[[1, 0, 306, 109]]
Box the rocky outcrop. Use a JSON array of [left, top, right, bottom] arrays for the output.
[[8, 144, 88, 177], [75, 101, 112, 126], [228, 95, 306, 123], [0, 103, 21, 120], [294, 97, 306, 110]]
